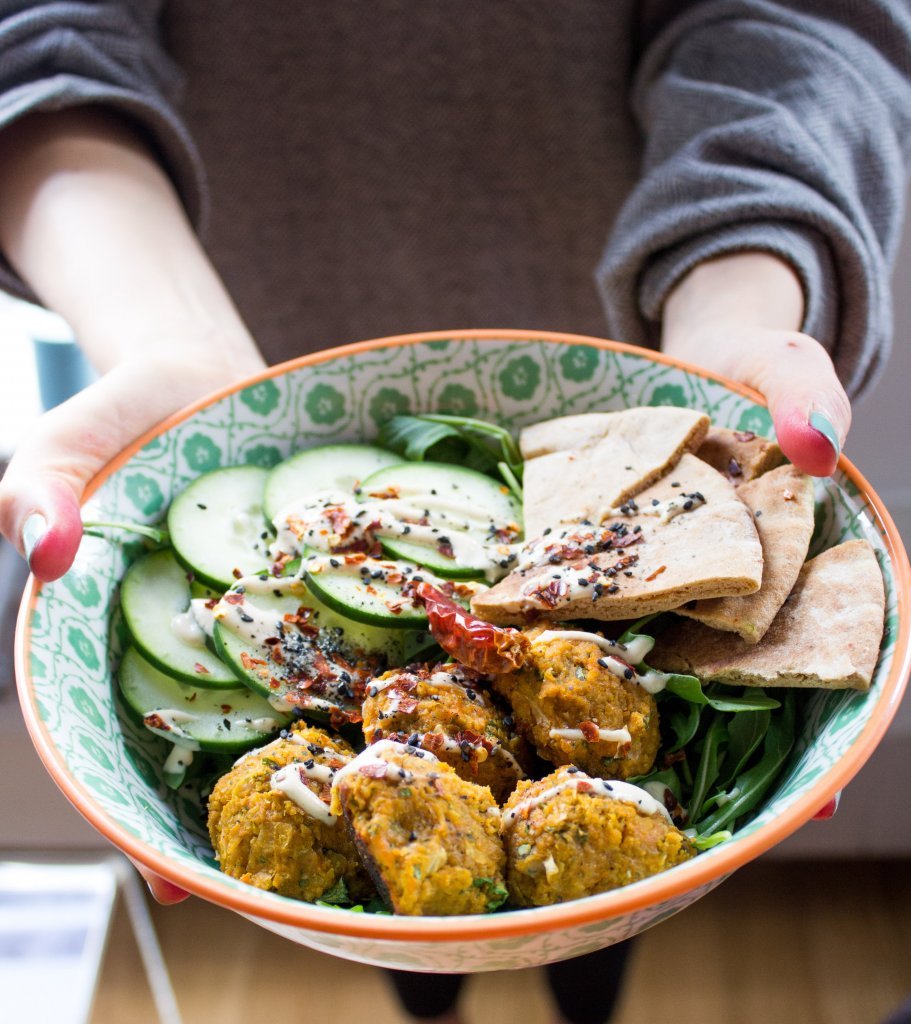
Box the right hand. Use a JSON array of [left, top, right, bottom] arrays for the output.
[[0, 349, 265, 580]]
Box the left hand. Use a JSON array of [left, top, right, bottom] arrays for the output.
[[661, 252, 851, 477]]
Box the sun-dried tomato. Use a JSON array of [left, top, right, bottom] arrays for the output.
[[411, 582, 529, 674]]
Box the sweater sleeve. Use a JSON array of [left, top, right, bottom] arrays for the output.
[[0, 0, 205, 302], [596, 0, 911, 397]]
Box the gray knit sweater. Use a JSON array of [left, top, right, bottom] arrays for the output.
[[0, 1, 909, 396]]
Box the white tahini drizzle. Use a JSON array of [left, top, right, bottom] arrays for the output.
[[270, 763, 339, 826], [142, 709, 201, 748], [271, 490, 519, 583], [532, 629, 668, 694], [170, 610, 207, 648], [331, 739, 439, 789], [504, 772, 672, 827], [164, 743, 195, 776], [548, 726, 632, 745]]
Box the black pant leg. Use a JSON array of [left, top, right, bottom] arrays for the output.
[[544, 940, 634, 1024], [385, 969, 465, 1019]]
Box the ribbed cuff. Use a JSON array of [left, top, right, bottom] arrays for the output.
[[638, 220, 839, 349]]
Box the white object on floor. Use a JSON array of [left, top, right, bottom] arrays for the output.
[[0, 857, 181, 1024]]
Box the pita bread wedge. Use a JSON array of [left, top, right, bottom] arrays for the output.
[[521, 408, 710, 538], [472, 454, 762, 624], [675, 464, 815, 642], [648, 540, 885, 691], [697, 425, 785, 483]]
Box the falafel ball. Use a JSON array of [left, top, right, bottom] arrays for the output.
[[502, 767, 696, 907], [332, 740, 506, 915], [208, 723, 373, 902], [362, 663, 529, 802], [492, 626, 660, 778]]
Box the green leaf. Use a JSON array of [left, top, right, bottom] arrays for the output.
[[693, 692, 797, 835], [317, 877, 349, 905], [472, 876, 510, 911], [691, 830, 732, 851], [718, 701, 772, 787], [377, 414, 523, 485], [82, 519, 169, 545], [689, 713, 728, 821], [629, 766, 684, 803], [666, 700, 704, 752]]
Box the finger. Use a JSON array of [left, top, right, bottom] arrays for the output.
[[742, 333, 852, 477], [129, 858, 190, 905], [0, 360, 215, 581]]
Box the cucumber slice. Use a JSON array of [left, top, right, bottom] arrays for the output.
[[359, 462, 522, 578], [301, 555, 487, 630], [212, 576, 404, 721], [118, 645, 290, 755], [168, 466, 271, 590], [121, 549, 237, 688], [302, 557, 430, 628], [263, 444, 403, 522]]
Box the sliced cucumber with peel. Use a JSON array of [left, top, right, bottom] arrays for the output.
[[263, 444, 403, 522], [118, 645, 290, 758], [359, 461, 522, 578], [302, 557, 430, 628], [121, 549, 237, 688], [168, 466, 271, 590], [212, 576, 406, 718]]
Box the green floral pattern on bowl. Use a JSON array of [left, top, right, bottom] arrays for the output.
[[19, 335, 902, 972]]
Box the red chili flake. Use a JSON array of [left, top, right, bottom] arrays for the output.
[[575, 779, 594, 793], [232, 568, 243, 580], [193, 663, 210, 675], [366, 486, 400, 500], [143, 713, 169, 731], [365, 585, 378, 596], [395, 697, 419, 715], [344, 553, 367, 565], [734, 430, 756, 442], [240, 652, 266, 669], [220, 704, 232, 714], [644, 565, 667, 582], [386, 572, 404, 585], [531, 578, 570, 608], [437, 538, 455, 559], [269, 647, 285, 665], [187, 692, 197, 702], [223, 592, 245, 605], [385, 602, 404, 615], [359, 762, 390, 778], [579, 720, 601, 742], [205, 598, 218, 610]]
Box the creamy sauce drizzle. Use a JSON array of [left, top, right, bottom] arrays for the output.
[[548, 726, 632, 745], [170, 610, 206, 648], [142, 709, 200, 748], [163, 743, 195, 775], [272, 490, 519, 583], [270, 763, 338, 826], [504, 772, 672, 826], [532, 630, 668, 694]]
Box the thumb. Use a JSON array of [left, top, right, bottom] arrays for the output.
[[741, 331, 852, 478], [0, 358, 219, 581]]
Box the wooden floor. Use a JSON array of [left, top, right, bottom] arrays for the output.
[[91, 859, 911, 1024]]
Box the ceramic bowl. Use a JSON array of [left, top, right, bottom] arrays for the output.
[[16, 330, 910, 972]]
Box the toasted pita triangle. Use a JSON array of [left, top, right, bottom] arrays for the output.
[[520, 408, 710, 538], [648, 540, 885, 691], [472, 454, 762, 625], [696, 425, 785, 483], [675, 464, 814, 642]]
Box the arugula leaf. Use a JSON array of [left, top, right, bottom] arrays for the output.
[[666, 700, 704, 752], [472, 876, 510, 911], [689, 713, 728, 821], [691, 830, 732, 851], [317, 877, 349, 905], [718, 700, 772, 787], [693, 691, 797, 835], [377, 414, 523, 496]]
